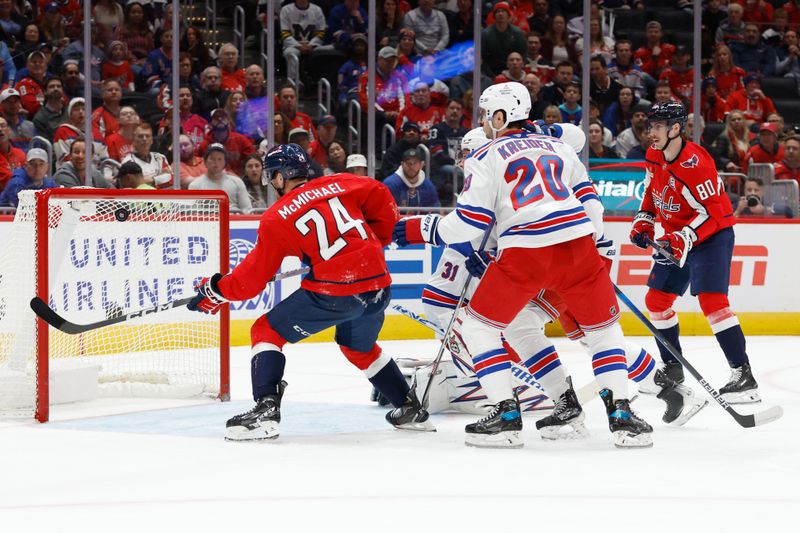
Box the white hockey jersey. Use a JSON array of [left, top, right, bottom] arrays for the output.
[[279, 3, 327, 49], [437, 130, 601, 250]]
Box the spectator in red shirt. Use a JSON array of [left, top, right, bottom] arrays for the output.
[[708, 44, 745, 99], [395, 79, 446, 138], [197, 108, 256, 177], [525, 31, 554, 84], [493, 52, 529, 84], [277, 84, 317, 142], [359, 46, 407, 129], [0, 116, 26, 191], [309, 114, 338, 167], [696, 77, 730, 123], [784, 1, 800, 29], [53, 97, 85, 165], [92, 79, 123, 140], [727, 73, 777, 124], [15, 50, 48, 116], [774, 135, 800, 184], [178, 85, 208, 150], [743, 122, 785, 173], [659, 46, 694, 103], [102, 41, 135, 90], [736, 0, 774, 25], [634, 21, 675, 79], [113, 2, 154, 68], [219, 43, 246, 93], [105, 106, 139, 162]]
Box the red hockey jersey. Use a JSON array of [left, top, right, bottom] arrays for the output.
[[217, 174, 398, 299], [642, 141, 735, 244]]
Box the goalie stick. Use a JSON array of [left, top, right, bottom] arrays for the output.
[[30, 266, 311, 335], [391, 303, 602, 405], [613, 284, 783, 428]]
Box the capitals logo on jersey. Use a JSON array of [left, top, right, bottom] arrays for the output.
[[680, 154, 699, 169], [652, 186, 683, 218]]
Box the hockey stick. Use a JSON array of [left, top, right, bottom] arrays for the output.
[[392, 303, 602, 405], [419, 222, 495, 409], [30, 266, 311, 335], [645, 236, 680, 266], [613, 284, 783, 428]]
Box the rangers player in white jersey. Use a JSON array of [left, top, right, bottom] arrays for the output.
[[394, 82, 654, 448]]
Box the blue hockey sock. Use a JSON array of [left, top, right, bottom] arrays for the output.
[[251, 350, 286, 401], [655, 324, 682, 364], [715, 326, 749, 368], [368, 359, 410, 408]]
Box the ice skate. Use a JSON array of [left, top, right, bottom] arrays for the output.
[[654, 368, 709, 425], [225, 381, 287, 442], [535, 379, 588, 440], [639, 360, 684, 395], [719, 363, 761, 404], [386, 389, 436, 431], [465, 398, 523, 448], [600, 389, 653, 448]]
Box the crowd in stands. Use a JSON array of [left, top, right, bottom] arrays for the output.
[[0, 0, 798, 217]]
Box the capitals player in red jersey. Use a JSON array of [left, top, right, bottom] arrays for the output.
[[188, 144, 433, 440], [630, 102, 760, 404]]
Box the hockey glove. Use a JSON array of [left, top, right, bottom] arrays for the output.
[[393, 214, 442, 247], [187, 273, 228, 314], [465, 250, 494, 278], [523, 120, 562, 139], [595, 235, 617, 273], [657, 229, 693, 268], [630, 211, 655, 249]]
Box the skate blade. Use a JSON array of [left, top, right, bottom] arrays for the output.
[[540, 420, 590, 441], [612, 430, 653, 449], [394, 418, 437, 432], [721, 390, 762, 404], [637, 384, 660, 396], [465, 431, 523, 449], [668, 397, 710, 427], [224, 422, 279, 442]]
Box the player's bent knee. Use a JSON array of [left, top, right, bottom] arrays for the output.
[[503, 305, 547, 355], [251, 316, 287, 352], [582, 322, 625, 353], [340, 344, 390, 377], [644, 289, 678, 313], [459, 312, 504, 356], [697, 292, 730, 316]]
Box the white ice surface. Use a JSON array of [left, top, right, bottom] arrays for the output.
[[1, 336, 798, 532]]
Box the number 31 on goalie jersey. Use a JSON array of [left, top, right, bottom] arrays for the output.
[[294, 197, 368, 260], [504, 155, 568, 210]]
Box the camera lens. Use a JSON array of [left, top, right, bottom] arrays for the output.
[[746, 195, 760, 207]]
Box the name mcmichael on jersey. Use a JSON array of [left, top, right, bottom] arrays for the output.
[[277, 183, 347, 220]]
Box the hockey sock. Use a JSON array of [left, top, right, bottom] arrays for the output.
[[699, 293, 750, 368], [522, 345, 568, 400], [251, 350, 286, 401], [583, 324, 628, 399], [368, 358, 410, 408], [472, 348, 514, 404], [646, 289, 682, 364], [625, 343, 657, 386]]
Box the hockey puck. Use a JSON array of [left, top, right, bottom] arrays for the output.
[[114, 207, 130, 222]]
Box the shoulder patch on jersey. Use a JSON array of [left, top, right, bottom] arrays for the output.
[[680, 154, 699, 169]]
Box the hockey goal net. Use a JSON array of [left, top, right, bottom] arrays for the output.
[[0, 189, 230, 422]]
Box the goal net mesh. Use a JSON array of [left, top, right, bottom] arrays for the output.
[[0, 190, 226, 419]]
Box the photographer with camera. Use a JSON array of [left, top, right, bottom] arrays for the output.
[[734, 177, 768, 217]]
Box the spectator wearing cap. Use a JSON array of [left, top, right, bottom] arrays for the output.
[[0, 39, 16, 87], [280, 0, 328, 91], [0, 88, 35, 152], [493, 52, 528, 84], [428, 98, 467, 205], [115, 160, 154, 190], [102, 40, 135, 91], [53, 139, 111, 189], [328, 0, 368, 49], [730, 23, 778, 77], [607, 39, 649, 100], [403, 0, 449, 56], [613, 101, 650, 158], [32, 77, 68, 139], [481, 2, 526, 79], [309, 115, 338, 167], [659, 46, 694, 103], [244, 64, 268, 100], [288, 127, 326, 179], [53, 98, 86, 165], [121, 123, 172, 188], [15, 50, 48, 117], [379, 120, 422, 180], [715, 2, 746, 45], [103, 106, 139, 163], [0, 148, 58, 207], [383, 147, 440, 211], [198, 108, 256, 178], [196, 67, 230, 121], [91, 79, 123, 140], [189, 144, 252, 213], [338, 33, 368, 107], [0, 116, 27, 191], [696, 77, 730, 123], [358, 46, 407, 129], [774, 134, 800, 185], [346, 153, 368, 176], [634, 21, 675, 79], [589, 55, 623, 115], [727, 73, 777, 124], [395, 79, 446, 137], [177, 134, 207, 187], [218, 43, 246, 93], [743, 122, 785, 173], [277, 84, 318, 143], [448, 0, 474, 45]]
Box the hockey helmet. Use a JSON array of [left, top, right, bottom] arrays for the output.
[[478, 82, 531, 132], [262, 143, 310, 186], [647, 101, 688, 132], [461, 127, 490, 153]]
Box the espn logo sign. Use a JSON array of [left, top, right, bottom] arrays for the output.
[[617, 245, 767, 286]]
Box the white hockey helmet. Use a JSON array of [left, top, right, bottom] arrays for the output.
[[461, 127, 489, 152], [478, 82, 531, 132]]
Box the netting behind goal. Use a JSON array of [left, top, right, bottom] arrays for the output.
[[0, 189, 230, 422]]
